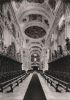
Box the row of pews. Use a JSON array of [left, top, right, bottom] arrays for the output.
[[42, 54, 70, 92], [41, 71, 70, 92], [0, 70, 30, 93], [0, 54, 30, 93]]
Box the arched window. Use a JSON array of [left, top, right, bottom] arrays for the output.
[[31, 53, 40, 62]]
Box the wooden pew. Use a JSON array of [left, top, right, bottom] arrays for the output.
[[41, 73, 70, 92], [0, 73, 29, 92]]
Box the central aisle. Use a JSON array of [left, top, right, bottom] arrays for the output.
[[23, 73, 47, 100]]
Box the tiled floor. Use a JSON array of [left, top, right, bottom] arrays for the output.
[[0, 72, 70, 100]]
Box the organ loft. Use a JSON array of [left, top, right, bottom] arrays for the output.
[[0, 0, 70, 100]]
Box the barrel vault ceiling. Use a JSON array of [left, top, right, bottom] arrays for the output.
[[11, 0, 60, 54]]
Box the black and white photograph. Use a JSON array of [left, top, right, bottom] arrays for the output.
[[0, 0, 70, 100]]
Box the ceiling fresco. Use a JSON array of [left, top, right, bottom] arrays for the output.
[[25, 26, 46, 39]]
